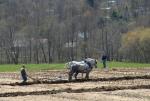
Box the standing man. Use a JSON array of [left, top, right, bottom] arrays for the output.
[[20, 65, 28, 83], [101, 54, 107, 69]]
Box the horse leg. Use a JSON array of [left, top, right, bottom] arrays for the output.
[[85, 72, 90, 80], [68, 72, 73, 81], [68, 65, 77, 81], [81, 73, 84, 78], [74, 72, 79, 80]]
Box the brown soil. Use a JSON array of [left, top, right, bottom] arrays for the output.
[[0, 68, 150, 101], [0, 85, 150, 97]]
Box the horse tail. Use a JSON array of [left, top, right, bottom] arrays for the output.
[[65, 63, 70, 69]]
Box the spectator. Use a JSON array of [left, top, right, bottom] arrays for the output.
[[101, 54, 107, 69]]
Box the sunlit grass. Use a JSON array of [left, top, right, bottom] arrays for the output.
[[0, 63, 65, 72], [0, 61, 149, 72]]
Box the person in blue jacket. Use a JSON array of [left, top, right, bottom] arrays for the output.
[[20, 65, 28, 83], [101, 54, 107, 69]]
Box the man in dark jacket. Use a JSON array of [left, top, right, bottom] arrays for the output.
[[20, 65, 27, 83], [102, 55, 107, 69]]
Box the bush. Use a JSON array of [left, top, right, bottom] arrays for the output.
[[120, 27, 150, 63]]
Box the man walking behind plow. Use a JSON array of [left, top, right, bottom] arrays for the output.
[[20, 65, 28, 84]]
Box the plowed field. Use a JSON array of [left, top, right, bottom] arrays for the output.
[[0, 68, 150, 101]]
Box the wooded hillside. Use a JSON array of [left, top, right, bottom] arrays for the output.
[[0, 0, 149, 64]]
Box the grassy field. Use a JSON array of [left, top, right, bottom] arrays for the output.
[[0, 63, 65, 72], [0, 61, 150, 72]]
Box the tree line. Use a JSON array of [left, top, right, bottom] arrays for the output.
[[0, 0, 149, 64]]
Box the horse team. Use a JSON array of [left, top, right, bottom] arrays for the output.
[[66, 58, 97, 81]]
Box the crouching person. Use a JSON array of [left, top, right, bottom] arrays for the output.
[[20, 65, 28, 84]]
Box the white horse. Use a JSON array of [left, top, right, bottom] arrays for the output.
[[66, 58, 97, 81]]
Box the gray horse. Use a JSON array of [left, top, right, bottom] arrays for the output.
[[66, 58, 97, 81]]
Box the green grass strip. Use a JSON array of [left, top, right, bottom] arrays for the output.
[[0, 62, 149, 72]]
